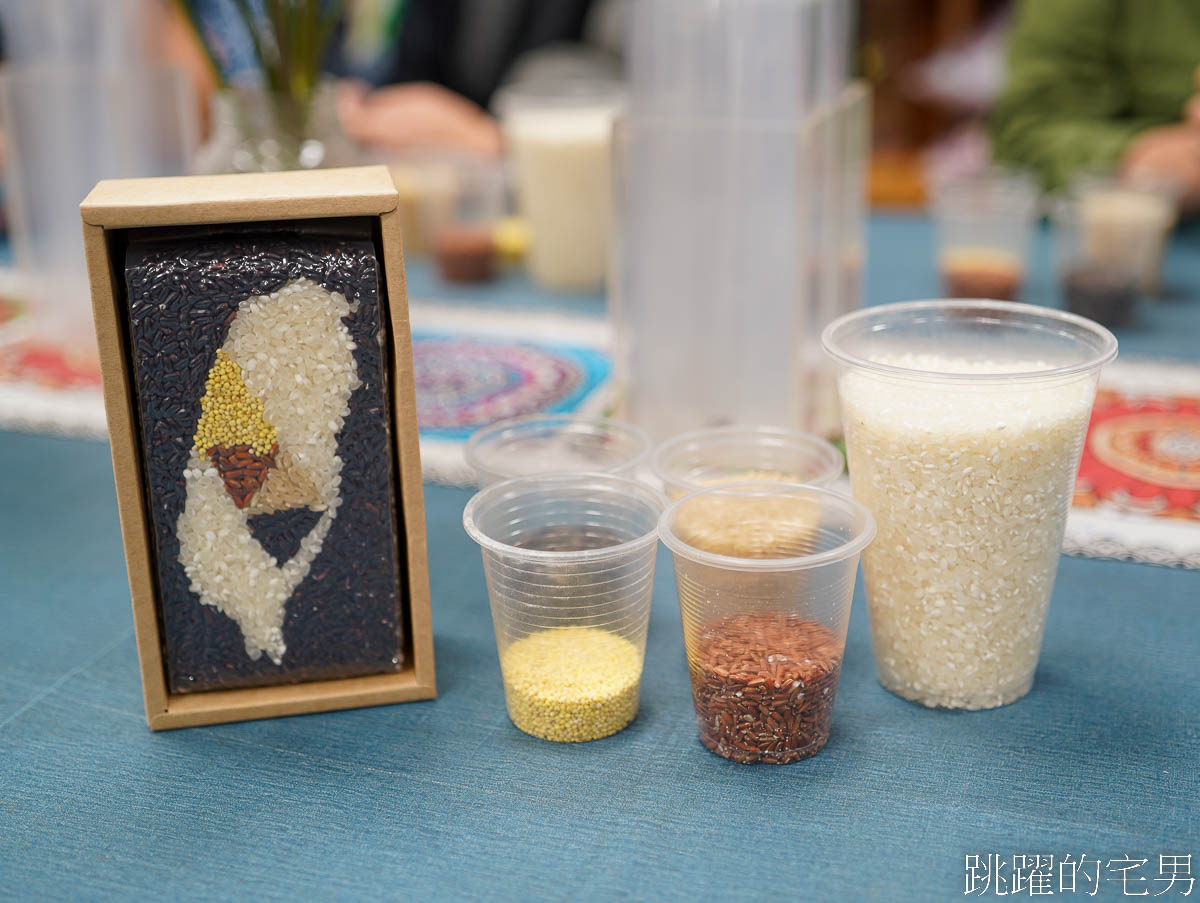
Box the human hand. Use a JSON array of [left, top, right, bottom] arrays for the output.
[[1186, 64, 1200, 127], [1121, 124, 1200, 211], [337, 80, 502, 157]]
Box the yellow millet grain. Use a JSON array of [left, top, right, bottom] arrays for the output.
[[500, 627, 643, 742], [192, 350, 278, 455]]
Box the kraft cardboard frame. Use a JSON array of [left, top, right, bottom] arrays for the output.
[[80, 166, 435, 730]]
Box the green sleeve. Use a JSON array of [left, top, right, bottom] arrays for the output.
[[989, 0, 1167, 191]]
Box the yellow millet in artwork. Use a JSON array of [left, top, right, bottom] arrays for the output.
[[500, 627, 643, 742], [193, 350, 278, 455]]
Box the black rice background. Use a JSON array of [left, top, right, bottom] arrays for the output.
[[124, 225, 405, 693]]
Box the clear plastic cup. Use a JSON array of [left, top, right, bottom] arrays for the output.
[[385, 152, 461, 258], [659, 483, 875, 764], [496, 80, 623, 291], [1071, 175, 1176, 297], [465, 415, 651, 486], [1051, 197, 1157, 328], [430, 153, 506, 284], [822, 300, 1117, 710], [930, 168, 1038, 302], [463, 473, 666, 742], [652, 425, 844, 500]]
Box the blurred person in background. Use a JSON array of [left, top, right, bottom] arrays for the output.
[[336, 0, 622, 155], [990, 0, 1200, 209], [172, 0, 623, 158]]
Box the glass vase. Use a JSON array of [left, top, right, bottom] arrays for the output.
[[194, 81, 357, 174]]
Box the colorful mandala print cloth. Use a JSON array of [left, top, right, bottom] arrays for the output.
[[411, 333, 610, 439], [1065, 359, 1200, 569]]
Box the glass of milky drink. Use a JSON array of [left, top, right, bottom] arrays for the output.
[[496, 80, 622, 292], [931, 169, 1038, 302], [822, 300, 1117, 709]]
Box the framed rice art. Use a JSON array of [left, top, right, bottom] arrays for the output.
[[81, 167, 435, 729]]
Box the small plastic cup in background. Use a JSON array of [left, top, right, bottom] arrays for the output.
[[930, 168, 1038, 301], [1072, 175, 1177, 297], [463, 473, 666, 742], [1051, 197, 1157, 328], [431, 154, 506, 284], [651, 425, 844, 500], [659, 483, 875, 764], [465, 415, 651, 486], [385, 152, 460, 258], [496, 80, 623, 292], [822, 300, 1117, 710]]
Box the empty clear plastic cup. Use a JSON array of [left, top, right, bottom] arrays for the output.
[[465, 415, 652, 485], [659, 483, 875, 764], [822, 300, 1117, 710], [463, 473, 666, 742], [652, 425, 844, 500], [930, 168, 1038, 302]]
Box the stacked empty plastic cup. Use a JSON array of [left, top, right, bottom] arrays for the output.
[[652, 425, 844, 499], [465, 415, 651, 486]]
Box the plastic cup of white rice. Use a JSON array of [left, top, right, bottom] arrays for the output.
[[822, 299, 1116, 710]]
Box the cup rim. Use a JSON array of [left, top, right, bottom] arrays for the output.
[[820, 299, 1118, 383], [658, 481, 876, 573], [493, 78, 626, 117], [463, 471, 667, 563], [464, 414, 653, 484], [651, 425, 844, 493]]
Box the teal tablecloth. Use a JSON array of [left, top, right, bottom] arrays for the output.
[[1, 216, 1197, 900]]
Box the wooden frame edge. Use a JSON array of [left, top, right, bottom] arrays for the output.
[[83, 222, 171, 723], [149, 669, 436, 730], [379, 209, 437, 694]]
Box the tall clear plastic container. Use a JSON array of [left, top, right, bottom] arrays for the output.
[[615, 0, 867, 442], [0, 0, 194, 357], [659, 482, 875, 763], [823, 300, 1117, 709], [464, 473, 666, 741], [800, 78, 872, 438], [0, 0, 164, 67]]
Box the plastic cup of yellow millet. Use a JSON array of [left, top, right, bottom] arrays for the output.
[[463, 472, 666, 741]]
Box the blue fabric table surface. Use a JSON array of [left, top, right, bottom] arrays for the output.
[[405, 258, 607, 318], [1, 216, 1197, 901]]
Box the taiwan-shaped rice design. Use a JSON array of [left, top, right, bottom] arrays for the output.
[[124, 223, 405, 692]]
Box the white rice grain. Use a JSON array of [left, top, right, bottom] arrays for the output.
[[840, 354, 1094, 709], [176, 279, 359, 664]]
